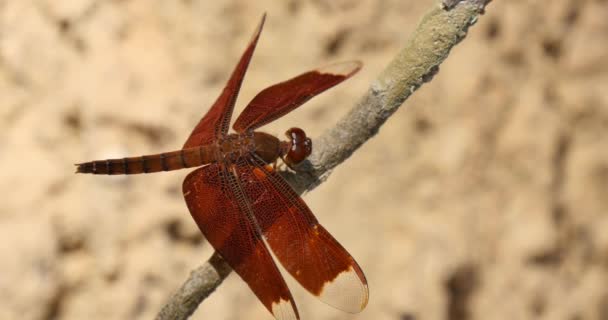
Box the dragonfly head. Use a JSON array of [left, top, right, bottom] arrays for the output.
[[281, 127, 312, 168]]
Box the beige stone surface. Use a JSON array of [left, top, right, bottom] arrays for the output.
[[1, 1, 607, 320]]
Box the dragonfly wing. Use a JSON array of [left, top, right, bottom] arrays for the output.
[[183, 14, 265, 148], [233, 61, 361, 132], [182, 162, 299, 320], [239, 155, 369, 313]]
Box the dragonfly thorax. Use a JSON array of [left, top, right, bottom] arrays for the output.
[[251, 131, 282, 164], [217, 133, 257, 162], [250, 129, 312, 167]]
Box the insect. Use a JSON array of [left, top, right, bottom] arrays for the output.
[[76, 14, 368, 320]]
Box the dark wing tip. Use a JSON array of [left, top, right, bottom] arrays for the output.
[[251, 12, 267, 42]]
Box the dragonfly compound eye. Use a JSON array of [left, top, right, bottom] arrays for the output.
[[284, 127, 312, 166]]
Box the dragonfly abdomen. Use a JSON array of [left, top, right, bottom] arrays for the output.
[[76, 145, 215, 175]]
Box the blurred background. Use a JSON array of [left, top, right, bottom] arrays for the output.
[[1, 0, 607, 319]]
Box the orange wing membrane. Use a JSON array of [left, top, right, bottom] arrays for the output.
[[183, 14, 266, 148], [183, 163, 299, 320], [243, 155, 369, 312], [233, 61, 362, 132]]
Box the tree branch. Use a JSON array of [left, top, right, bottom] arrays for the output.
[[156, 252, 231, 320], [156, 1, 491, 319]]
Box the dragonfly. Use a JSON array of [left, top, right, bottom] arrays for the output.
[[76, 14, 368, 320]]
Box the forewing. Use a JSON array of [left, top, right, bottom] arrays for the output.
[[241, 155, 369, 313], [183, 15, 265, 148], [182, 163, 299, 320], [233, 61, 362, 132]]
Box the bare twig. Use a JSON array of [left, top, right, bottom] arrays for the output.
[[156, 1, 491, 319], [156, 252, 231, 320]]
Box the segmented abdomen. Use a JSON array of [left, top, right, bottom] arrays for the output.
[[76, 146, 215, 175]]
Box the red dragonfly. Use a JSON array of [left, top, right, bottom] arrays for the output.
[[77, 14, 368, 320]]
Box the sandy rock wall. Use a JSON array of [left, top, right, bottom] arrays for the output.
[[1, 1, 607, 320]]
